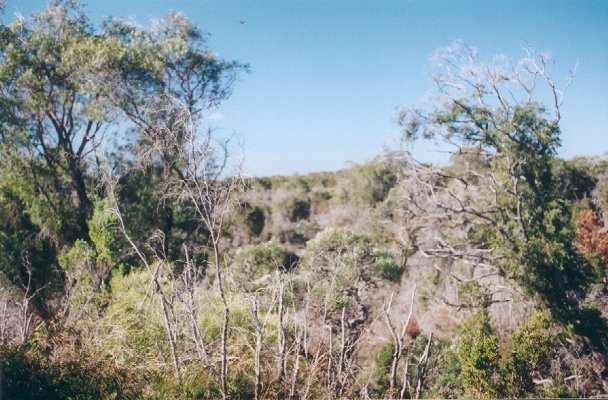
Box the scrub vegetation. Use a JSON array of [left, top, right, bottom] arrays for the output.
[[0, 2, 607, 399]]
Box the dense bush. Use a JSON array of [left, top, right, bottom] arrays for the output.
[[235, 202, 266, 237], [458, 328, 502, 398], [337, 162, 399, 208], [0, 341, 142, 399], [304, 227, 403, 283], [0, 3, 606, 397], [503, 312, 554, 397], [230, 240, 290, 290]]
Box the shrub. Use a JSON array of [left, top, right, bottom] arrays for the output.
[[337, 162, 399, 208], [236, 202, 266, 237], [289, 197, 311, 221], [231, 240, 288, 278], [373, 247, 404, 282], [374, 342, 395, 392], [458, 332, 502, 398], [101, 268, 170, 366], [303, 228, 403, 323], [427, 340, 463, 398], [0, 341, 142, 399], [457, 311, 503, 398], [305, 227, 403, 283], [503, 312, 554, 398]]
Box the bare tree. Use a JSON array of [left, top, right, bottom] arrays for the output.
[[111, 205, 182, 381], [414, 332, 433, 399], [146, 96, 243, 399], [289, 323, 303, 398], [396, 41, 587, 322], [277, 277, 288, 382], [181, 244, 216, 375], [105, 94, 243, 397], [384, 286, 416, 395], [249, 294, 264, 400]]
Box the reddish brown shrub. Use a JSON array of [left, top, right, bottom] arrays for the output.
[[576, 210, 608, 267]]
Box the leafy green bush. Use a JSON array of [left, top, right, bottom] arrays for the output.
[[0, 341, 142, 400], [374, 342, 394, 392], [503, 312, 554, 397], [231, 240, 288, 281], [458, 331, 502, 398], [457, 311, 503, 398], [305, 227, 403, 283], [337, 162, 398, 208], [235, 202, 266, 237]]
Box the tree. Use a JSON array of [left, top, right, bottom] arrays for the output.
[[0, 1, 246, 245], [106, 10, 247, 257], [108, 95, 244, 398], [0, 2, 115, 240], [398, 41, 601, 342], [0, 1, 246, 313]]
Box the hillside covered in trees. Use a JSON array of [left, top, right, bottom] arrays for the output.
[[0, 2, 607, 399]]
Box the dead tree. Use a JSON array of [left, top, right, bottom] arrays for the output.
[[277, 275, 288, 382], [414, 332, 433, 399], [181, 244, 216, 375], [250, 294, 264, 400], [396, 42, 581, 317], [289, 323, 303, 398], [141, 95, 243, 399], [106, 94, 243, 397], [15, 257, 46, 344], [111, 203, 181, 381], [384, 286, 417, 395]]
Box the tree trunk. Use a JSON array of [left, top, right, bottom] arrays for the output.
[[65, 154, 93, 239]]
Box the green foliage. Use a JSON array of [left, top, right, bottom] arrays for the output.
[[231, 240, 288, 281], [503, 312, 554, 398], [58, 198, 123, 314], [235, 202, 266, 237], [338, 161, 398, 208], [373, 246, 405, 281], [88, 198, 122, 267], [275, 194, 311, 222], [0, 172, 60, 305], [101, 268, 170, 366], [458, 330, 502, 398], [0, 341, 142, 400], [455, 310, 501, 398], [228, 369, 256, 399], [305, 227, 403, 283], [374, 342, 394, 391], [552, 157, 603, 202], [58, 239, 98, 307], [427, 340, 463, 398]]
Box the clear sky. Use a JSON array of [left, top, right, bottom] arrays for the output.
[[8, 0, 608, 176]]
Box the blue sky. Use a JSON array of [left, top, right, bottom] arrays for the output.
[[9, 0, 608, 176]]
